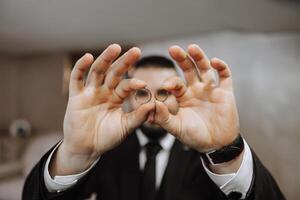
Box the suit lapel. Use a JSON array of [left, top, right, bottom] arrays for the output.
[[157, 140, 193, 200], [118, 133, 141, 200]]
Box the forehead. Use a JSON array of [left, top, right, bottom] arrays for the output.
[[131, 67, 177, 90]]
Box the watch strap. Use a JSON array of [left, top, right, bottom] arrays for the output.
[[201, 134, 244, 165]]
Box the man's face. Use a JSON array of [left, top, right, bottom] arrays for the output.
[[129, 66, 179, 131]]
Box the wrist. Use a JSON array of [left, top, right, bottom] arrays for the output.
[[206, 149, 244, 174], [49, 142, 99, 177], [201, 134, 244, 166]]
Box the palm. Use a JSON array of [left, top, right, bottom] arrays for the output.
[[155, 45, 239, 152], [177, 84, 238, 152], [64, 91, 125, 155], [63, 45, 154, 157]]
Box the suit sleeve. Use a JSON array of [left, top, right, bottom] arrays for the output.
[[246, 150, 286, 200], [209, 148, 285, 200], [22, 143, 110, 200]]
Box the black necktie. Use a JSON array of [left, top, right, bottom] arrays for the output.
[[140, 141, 162, 200]]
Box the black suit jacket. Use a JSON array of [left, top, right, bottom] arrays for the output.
[[22, 133, 285, 200]]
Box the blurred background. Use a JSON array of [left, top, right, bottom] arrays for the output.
[[0, 0, 299, 199]]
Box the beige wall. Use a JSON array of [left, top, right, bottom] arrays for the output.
[[0, 54, 67, 133], [0, 56, 19, 129]]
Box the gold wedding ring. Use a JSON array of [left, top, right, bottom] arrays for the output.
[[134, 88, 170, 104]]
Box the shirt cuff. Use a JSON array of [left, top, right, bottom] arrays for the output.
[[201, 139, 254, 199], [43, 140, 100, 193]]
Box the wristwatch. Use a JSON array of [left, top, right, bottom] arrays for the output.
[[201, 134, 244, 165]]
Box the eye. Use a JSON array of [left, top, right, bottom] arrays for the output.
[[136, 89, 149, 97], [155, 89, 169, 102], [134, 88, 151, 104]]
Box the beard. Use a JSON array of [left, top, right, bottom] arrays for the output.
[[139, 122, 167, 141]]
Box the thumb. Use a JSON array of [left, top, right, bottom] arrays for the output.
[[154, 101, 180, 137], [124, 102, 155, 133]]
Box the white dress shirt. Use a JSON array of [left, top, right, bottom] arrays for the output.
[[136, 129, 175, 188], [44, 131, 253, 198]]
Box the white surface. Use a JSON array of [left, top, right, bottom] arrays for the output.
[[0, 132, 62, 200], [0, 176, 24, 200], [0, 0, 300, 53]]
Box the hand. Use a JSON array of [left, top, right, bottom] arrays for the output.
[[51, 44, 155, 175], [154, 44, 240, 153]]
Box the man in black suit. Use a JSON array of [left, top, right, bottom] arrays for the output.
[[23, 44, 285, 200]]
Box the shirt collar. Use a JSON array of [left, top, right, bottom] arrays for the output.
[[136, 128, 175, 151]]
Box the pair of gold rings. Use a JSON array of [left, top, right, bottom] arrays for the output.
[[134, 88, 170, 104]]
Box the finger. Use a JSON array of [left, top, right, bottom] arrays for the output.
[[69, 53, 94, 96], [86, 44, 121, 88], [168, 45, 199, 85], [162, 76, 187, 99], [187, 44, 213, 83], [210, 57, 233, 90], [112, 78, 147, 103], [124, 102, 155, 133], [202, 72, 217, 91], [104, 47, 141, 89], [154, 101, 180, 137]]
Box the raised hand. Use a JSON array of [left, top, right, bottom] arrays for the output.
[[51, 44, 155, 175], [154, 44, 240, 153]]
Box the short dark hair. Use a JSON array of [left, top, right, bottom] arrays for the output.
[[134, 55, 175, 69]]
